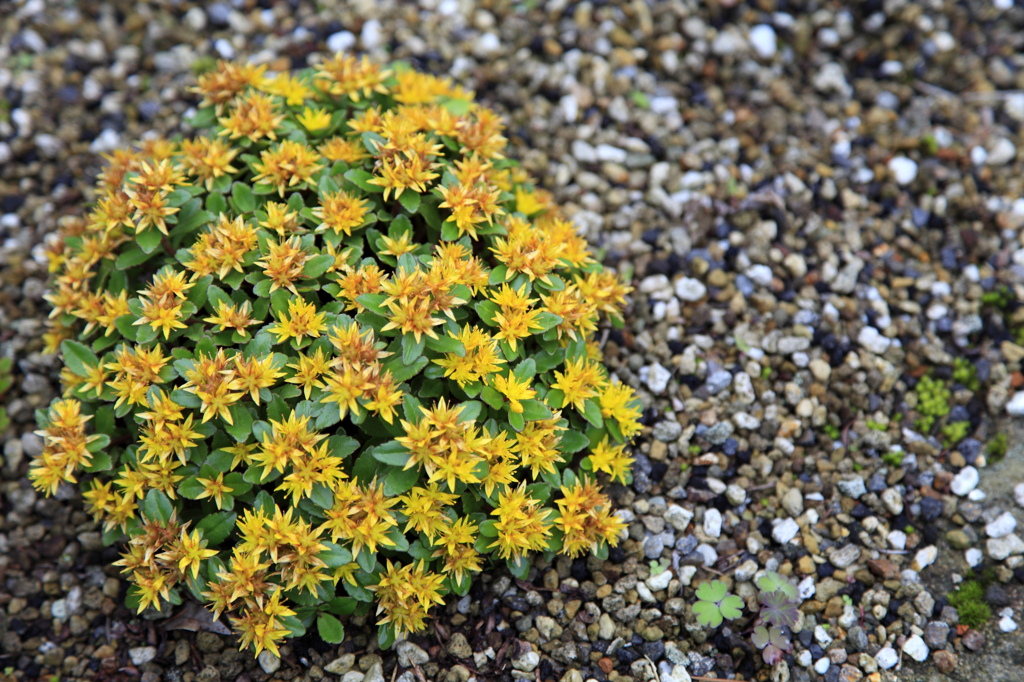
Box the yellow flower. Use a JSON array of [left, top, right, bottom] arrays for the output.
[[489, 483, 552, 560], [175, 528, 219, 579], [312, 189, 370, 236], [550, 357, 606, 412], [490, 372, 535, 414], [587, 437, 634, 485], [267, 298, 327, 344], [296, 106, 332, 131], [195, 471, 235, 510], [251, 140, 322, 197], [261, 72, 312, 106], [203, 299, 260, 337]]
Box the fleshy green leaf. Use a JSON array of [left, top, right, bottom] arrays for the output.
[[317, 613, 345, 644], [197, 512, 237, 546]]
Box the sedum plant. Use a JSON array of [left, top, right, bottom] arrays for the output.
[[31, 54, 643, 656]]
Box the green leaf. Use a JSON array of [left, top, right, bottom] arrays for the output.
[[719, 594, 744, 620], [508, 411, 525, 432], [581, 399, 604, 428], [320, 542, 353, 568], [372, 442, 411, 467], [458, 401, 483, 423], [143, 489, 173, 523], [398, 190, 420, 214], [326, 597, 358, 617], [302, 254, 336, 279], [559, 430, 590, 454], [178, 477, 206, 499], [344, 168, 383, 193], [693, 600, 724, 628], [512, 358, 536, 382], [383, 466, 420, 496], [317, 613, 345, 644], [328, 436, 360, 459], [520, 399, 551, 421], [136, 228, 163, 254], [82, 452, 112, 473], [481, 386, 504, 411], [224, 404, 253, 441], [401, 333, 424, 365], [309, 483, 333, 509], [425, 333, 465, 356], [197, 512, 237, 545], [231, 183, 256, 214], [115, 246, 155, 270], [696, 581, 728, 603], [60, 340, 99, 377]]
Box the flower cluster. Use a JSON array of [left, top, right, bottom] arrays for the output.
[[34, 54, 641, 656]]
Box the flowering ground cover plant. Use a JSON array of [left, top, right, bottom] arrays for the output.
[[31, 54, 642, 656]]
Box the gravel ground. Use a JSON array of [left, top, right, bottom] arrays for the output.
[[5, 0, 1024, 681]]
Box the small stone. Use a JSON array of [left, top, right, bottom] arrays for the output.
[[986, 512, 1017, 538], [703, 508, 722, 538], [829, 545, 861, 569], [933, 650, 958, 674], [888, 156, 918, 185], [881, 488, 904, 515], [129, 647, 157, 666], [999, 616, 1017, 632], [857, 326, 891, 355], [813, 657, 830, 675], [962, 629, 986, 651], [987, 534, 1024, 560], [705, 369, 733, 395], [902, 634, 929, 662], [674, 277, 707, 302], [598, 613, 616, 640], [258, 651, 281, 674], [664, 505, 694, 532], [644, 534, 665, 559], [647, 569, 673, 592], [397, 641, 430, 667], [325, 655, 356, 675], [327, 31, 356, 53], [913, 545, 938, 570], [512, 649, 540, 672], [1007, 391, 1024, 416], [966, 548, 984, 567], [836, 477, 867, 499], [1014, 482, 1024, 507], [875, 647, 898, 670], [946, 529, 971, 549], [951, 466, 979, 496], [653, 419, 683, 442], [725, 484, 747, 506], [773, 518, 800, 544], [749, 24, 777, 59], [643, 362, 672, 394], [924, 621, 950, 649], [447, 632, 473, 658], [781, 489, 804, 517]]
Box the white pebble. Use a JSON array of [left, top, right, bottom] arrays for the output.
[[813, 657, 830, 675], [966, 548, 983, 567], [703, 508, 722, 538], [1007, 391, 1024, 416], [875, 647, 899, 669], [950, 466, 979, 496], [857, 326, 891, 355], [1000, 616, 1018, 633], [1014, 482, 1024, 508], [986, 512, 1017, 539], [749, 24, 777, 59], [913, 545, 937, 570], [887, 156, 918, 185], [674, 277, 707, 302], [902, 634, 929, 662], [772, 518, 800, 544], [327, 31, 356, 53]]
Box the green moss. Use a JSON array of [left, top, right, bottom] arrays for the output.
[[948, 580, 992, 629], [941, 420, 971, 447], [866, 419, 887, 431], [952, 357, 980, 392], [882, 451, 904, 467], [987, 433, 1009, 462], [823, 423, 840, 440], [914, 374, 951, 434]]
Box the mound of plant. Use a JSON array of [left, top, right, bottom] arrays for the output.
[[31, 54, 643, 655]]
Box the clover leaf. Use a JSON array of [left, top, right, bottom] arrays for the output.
[[693, 580, 744, 628], [759, 588, 801, 629]]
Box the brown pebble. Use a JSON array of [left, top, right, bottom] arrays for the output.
[[598, 657, 614, 674], [962, 629, 985, 651], [934, 649, 958, 673], [867, 559, 900, 581]]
